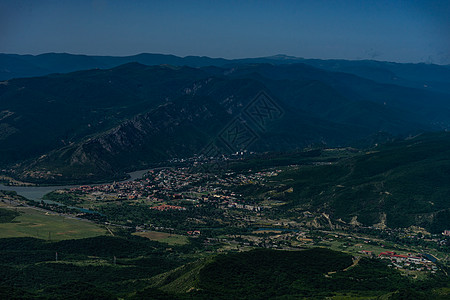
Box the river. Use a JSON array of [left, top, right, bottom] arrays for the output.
[[0, 169, 151, 201]]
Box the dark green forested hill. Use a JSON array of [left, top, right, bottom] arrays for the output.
[[135, 247, 448, 299], [1, 60, 450, 183], [0, 235, 448, 299], [0, 63, 207, 166], [0, 236, 191, 299], [243, 132, 450, 232]]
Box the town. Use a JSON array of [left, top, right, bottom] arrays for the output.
[[11, 159, 447, 277]]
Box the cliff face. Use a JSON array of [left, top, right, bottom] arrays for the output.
[[14, 82, 253, 183]]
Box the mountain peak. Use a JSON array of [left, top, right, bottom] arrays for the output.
[[267, 54, 304, 60]]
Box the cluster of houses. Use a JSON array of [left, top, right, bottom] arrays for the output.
[[360, 250, 439, 272], [65, 165, 277, 214], [378, 251, 428, 263]]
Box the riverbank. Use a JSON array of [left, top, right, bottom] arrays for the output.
[[0, 168, 157, 201]]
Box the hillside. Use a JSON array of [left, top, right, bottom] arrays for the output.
[[1, 61, 450, 183], [0, 235, 190, 299], [134, 247, 446, 299], [240, 132, 450, 232], [1, 234, 447, 299]]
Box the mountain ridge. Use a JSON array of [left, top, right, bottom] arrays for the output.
[[1, 59, 450, 183], [2, 52, 450, 93]]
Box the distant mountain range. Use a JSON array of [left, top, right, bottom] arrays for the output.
[[1, 54, 450, 183], [2, 53, 450, 94]]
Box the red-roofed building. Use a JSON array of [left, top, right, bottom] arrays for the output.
[[360, 250, 373, 256]]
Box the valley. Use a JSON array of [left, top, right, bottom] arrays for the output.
[[3, 0, 450, 298], [1, 59, 450, 184], [1, 55, 450, 299], [1, 138, 449, 298]]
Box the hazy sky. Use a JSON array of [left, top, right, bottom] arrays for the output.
[[1, 0, 449, 64]]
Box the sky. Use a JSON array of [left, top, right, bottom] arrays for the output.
[[1, 0, 449, 64]]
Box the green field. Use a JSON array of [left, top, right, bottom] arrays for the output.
[[133, 230, 189, 245], [0, 205, 107, 241]]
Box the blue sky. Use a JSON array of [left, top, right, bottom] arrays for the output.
[[1, 0, 449, 64]]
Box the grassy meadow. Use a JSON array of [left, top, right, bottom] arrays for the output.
[[133, 230, 189, 245], [0, 204, 107, 241]]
